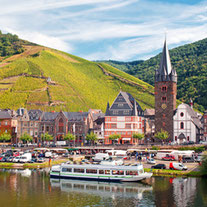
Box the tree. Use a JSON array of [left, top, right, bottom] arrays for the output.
[[154, 129, 169, 143], [86, 132, 98, 146], [0, 132, 11, 143], [63, 133, 76, 146], [20, 133, 33, 143], [200, 151, 207, 176], [41, 132, 53, 142], [132, 133, 144, 144], [109, 134, 121, 144]]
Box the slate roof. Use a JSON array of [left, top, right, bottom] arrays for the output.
[[28, 110, 43, 121], [63, 112, 89, 121], [0, 111, 12, 119], [105, 91, 144, 116], [181, 103, 202, 129], [41, 112, 59, 121], [155, 40, 177, 83]]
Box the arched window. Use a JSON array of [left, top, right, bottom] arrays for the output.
[[162, 96, 167, 102], [180, 122, 184, 129], [180, 112, 184, 117], [162, 86, 167, 92]]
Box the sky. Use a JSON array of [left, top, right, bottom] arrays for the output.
[[0, 0, 207, 61]]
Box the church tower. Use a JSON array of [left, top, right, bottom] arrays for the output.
[[155, 40, 177, 142]]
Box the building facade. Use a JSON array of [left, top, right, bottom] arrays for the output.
[[104, 91, 144, 145], [202, 110, 207, 142], [173, 103, 202, 143], [155, 40, 177, 142]]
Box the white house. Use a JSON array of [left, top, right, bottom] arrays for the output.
[[173, 103, 202, 144]]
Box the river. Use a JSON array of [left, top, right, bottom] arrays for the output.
[[0, 169, 206, 207]]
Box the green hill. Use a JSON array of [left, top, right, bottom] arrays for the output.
[[0, 32, 154, 112], [103, 38, 207, 112]]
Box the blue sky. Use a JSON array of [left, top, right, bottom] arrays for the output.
[[0, 0, 207, 61]]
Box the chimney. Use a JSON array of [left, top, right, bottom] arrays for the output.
[[189, 98, 193, 108]]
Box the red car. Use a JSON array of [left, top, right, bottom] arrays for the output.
[[162, 156, 176, 161]]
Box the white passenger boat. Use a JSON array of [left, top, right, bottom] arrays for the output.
[[50, 163, 152, 182]]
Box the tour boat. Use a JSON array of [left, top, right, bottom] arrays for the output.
[[50, 162, 152, 182]]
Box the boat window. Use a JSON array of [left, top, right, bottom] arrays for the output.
[[126, 171, 138, 175], [99, 170, 104, 174], [105, 170, 111, 175], [139, 169, 143, 174], [74, 168, 84, 173], [62, 168, 72, 172], [112, 170, 124, 175], [86, 169, 97, 174]]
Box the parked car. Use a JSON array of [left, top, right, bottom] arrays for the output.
[[37, 157, 45, 163], [162, 156, 176, 161], [182, 157, 195, 163], [7, 156, 15, 162], [199, 141, 207, 145], [195, 155, 202, 163], [151, 164, 166, 169], [147, 158, 156, 164], [169, 162, 187, 170]]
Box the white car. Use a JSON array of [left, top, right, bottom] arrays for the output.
[[169, 162, 188, 171], [147, 158, 156, 164], [13, 156, 21, 163]]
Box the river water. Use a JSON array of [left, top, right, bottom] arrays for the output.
[[0, 169, 206, 207]]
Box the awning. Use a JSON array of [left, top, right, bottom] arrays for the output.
[[122, 138, 131, 141], [68, 148, 79, 151]]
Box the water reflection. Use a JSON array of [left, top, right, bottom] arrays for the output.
[[0, 169, 206, 207], [50, 178, 153, 200]]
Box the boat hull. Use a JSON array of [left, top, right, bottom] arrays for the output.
[[50, 172, 152, 182]]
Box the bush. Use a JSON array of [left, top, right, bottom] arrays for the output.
[[200, 152, 207, 177], [151, 146, 160, 150]]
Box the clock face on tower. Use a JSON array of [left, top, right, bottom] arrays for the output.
[[161, 103, 167, 109]]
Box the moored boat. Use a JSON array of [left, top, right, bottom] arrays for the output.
[[50, 163, 152, 182]]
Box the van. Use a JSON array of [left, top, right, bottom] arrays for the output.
[[19, 153, 32, 163], [169, 162, 187, 171], [93, 153, 109, 162]]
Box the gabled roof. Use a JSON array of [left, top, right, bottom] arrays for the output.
[[28, 110, 43, 121], [0, 111, 11, 119], [179, 103, 202, 128], [105, 91, 143, 116]]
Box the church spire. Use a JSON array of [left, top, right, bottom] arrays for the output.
[[155, 39, 177, 83]]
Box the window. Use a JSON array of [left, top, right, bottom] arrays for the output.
[[187, 136, 189, 141], [112, 170, 124, 175], [111, 124, 117, 129], [126, 124, 131, 129], [163, 122, 165, 127], [126, 171, 138, 175], [175, 136, 177, 141], [180, 112, 184, 117], [41, 126, 44, 131], [180, 122, 184, 129], [30, 122, 33, 127], [5, 121, 8, 126], [118, 103, 123, 107], [125, 117, 131, 122], [163, 114, 166, 118], [46, 126, 49, 132], [51, 126, 53, 132], [162, 86, 167, 92], [5, 130, 7, 133], [123, 110, 129, 115], [162, 96, 167, 102], [111, 117, 117, 122], [113, 110, 118, 115], [99, 170, 104, 174], [86, 169, 97, 174], [105, 170, 110, 175], [62, 168, 72, 172], [74, 168, 84, 173], [59, 126, 64, 132]]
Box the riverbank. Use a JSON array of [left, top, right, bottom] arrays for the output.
[[144, 168, 202, 177], [0, 159, 68, 169], [0, 160, 203, 177]]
